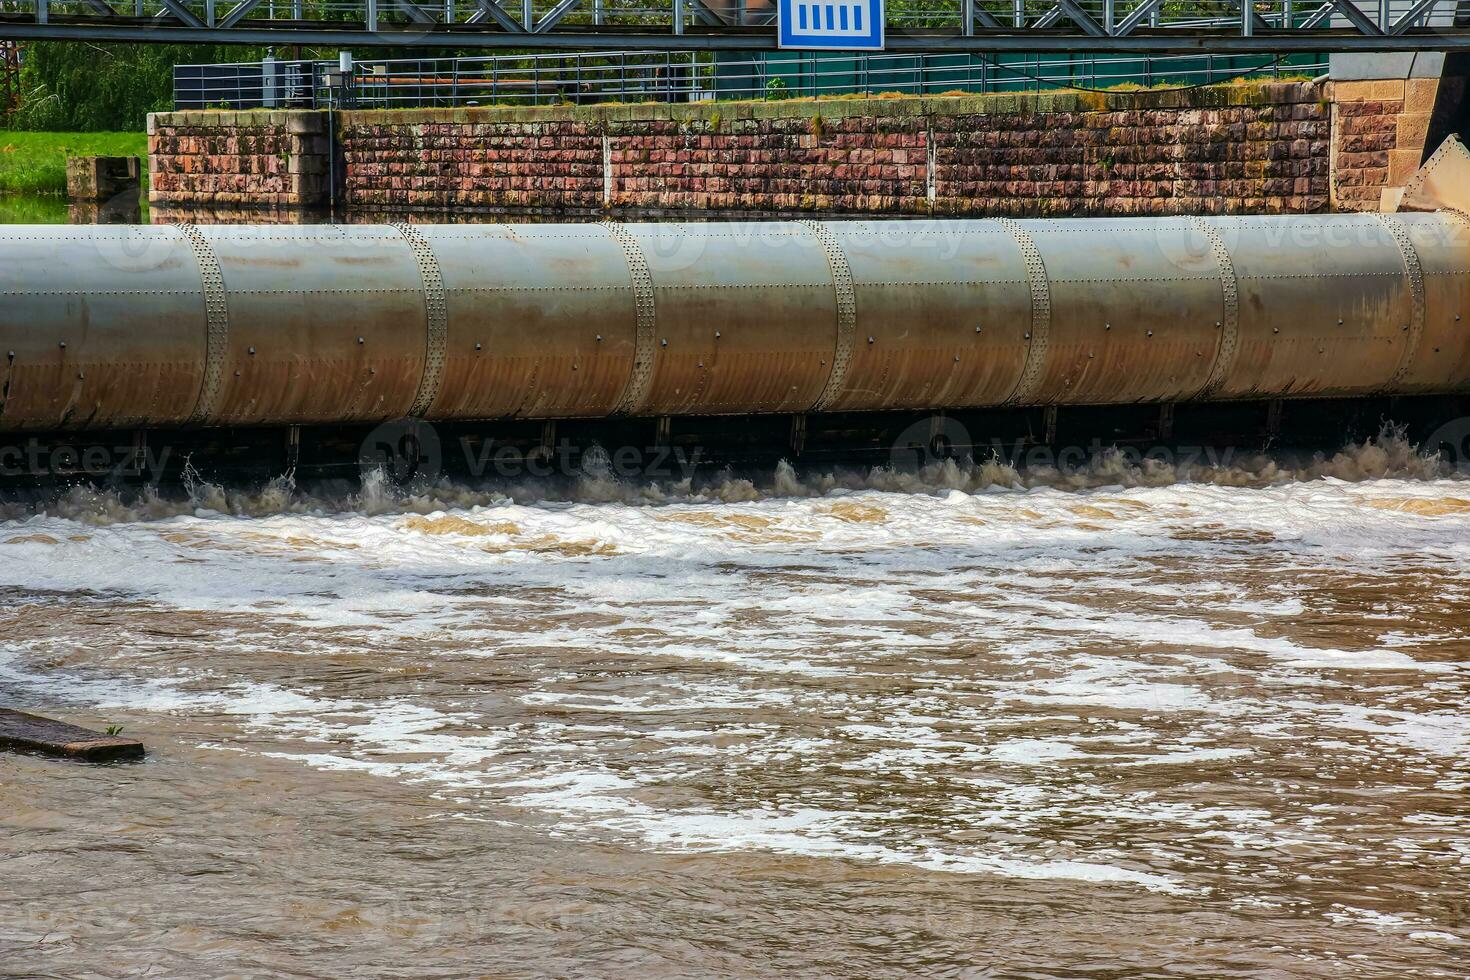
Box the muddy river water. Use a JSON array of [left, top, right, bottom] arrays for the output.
[[1, 438, 1468, 977]]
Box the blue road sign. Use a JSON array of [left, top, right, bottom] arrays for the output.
[[778, 0, 885, 51]]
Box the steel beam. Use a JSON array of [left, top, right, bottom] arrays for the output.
[[218, 0, 265, 28], [156, 0, 207, 29], [533, 0, 582, 34], [1392, 0, 1444, 33], [466, 0, 527, 31], [390, 0, 439, 24], [7, 18, 1470, 51]]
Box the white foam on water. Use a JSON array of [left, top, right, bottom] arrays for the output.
[[3, 432, 1468, 900]]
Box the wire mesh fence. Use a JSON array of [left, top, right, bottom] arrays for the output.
[[175, 48, 1327, 110]]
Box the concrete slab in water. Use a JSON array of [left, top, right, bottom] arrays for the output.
[[0, 709, 144, 762]]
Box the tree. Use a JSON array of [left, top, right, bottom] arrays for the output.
[[10, 42, 261, 131]]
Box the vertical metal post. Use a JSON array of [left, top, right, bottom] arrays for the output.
[[1241, 0, 1252, 35], [1283, 0, 1293, 27], [207, 0, 216, 26], [285, 426, 301, 473], [963, 0, 974, 35], [366, 0, 378, 31], [674, 0, 684, 34], [36, 0, 47, 24], [790, 415, 807, 456], [523, 0, 533, 29], [1380, 0, 1390, 30], [1103, 0, 1113, 33], [594, 0, 603, 25]]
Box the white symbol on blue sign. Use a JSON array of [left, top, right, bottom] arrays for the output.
[[778, 0, 885, 50]]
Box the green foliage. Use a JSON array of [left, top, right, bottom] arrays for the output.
[[0, 131, 148, 195], [8, 42, 260, 132], [764, 76, 789, 101]]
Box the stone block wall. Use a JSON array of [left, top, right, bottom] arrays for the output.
[[339, 117, 604, 211], [148, 81, 1336, 216], [1329, 77, 1443, 211], [147, 111, 332, 208], [330, 82, 1330, 217]]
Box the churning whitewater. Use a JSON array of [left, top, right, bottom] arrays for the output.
[[2, 432, 1468, 976]]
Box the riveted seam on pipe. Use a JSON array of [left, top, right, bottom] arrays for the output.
[[606, 222, 658, 416], [1374, 213, 1427, 393], [177, 223, 229, 424], [993, 217, 1052, 406], [391, 221, 449, 418], [1443, 207, 1470, 235], [1188, 216, 1241, 400], [801, 220, 858, 413]]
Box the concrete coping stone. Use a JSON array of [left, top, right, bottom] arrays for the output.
[[149, 79, 1324, 133]]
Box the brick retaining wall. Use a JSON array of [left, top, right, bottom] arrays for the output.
[[150, 80, 1406, 217]]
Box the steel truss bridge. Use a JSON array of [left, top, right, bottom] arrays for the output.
[[0, 0, 1468, 51]]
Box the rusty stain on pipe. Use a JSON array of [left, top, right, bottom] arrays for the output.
[[0, 214, 1466, 432]]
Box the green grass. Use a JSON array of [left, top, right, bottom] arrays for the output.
[[0, 193, 71, 223], [0, 131, 147, 196]]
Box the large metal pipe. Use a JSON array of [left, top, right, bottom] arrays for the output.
[[1, 214, 1467, 432]]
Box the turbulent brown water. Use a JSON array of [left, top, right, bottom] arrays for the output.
[[2, 437, 1469, 978]]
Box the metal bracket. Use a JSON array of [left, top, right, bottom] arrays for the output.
[[1399, 136, 1470, 214]]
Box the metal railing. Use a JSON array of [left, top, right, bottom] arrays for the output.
[[6, 0, 1470, 50], [175, 48, 1327, 109]]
